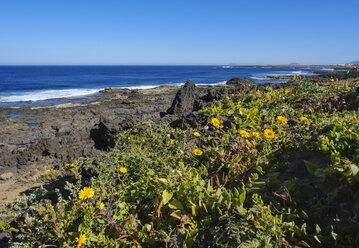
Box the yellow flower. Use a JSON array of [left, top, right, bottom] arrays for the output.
[[330, 78, 335, 82], [193, 132, 201, 137], [25, 218, 31, 224], [252, 132, 260, 138], [194, 148, 203, 156], [71, 167, 76, 172], [70, 163, 75, 167], [78, 187, 95, 200], [9, 227, 15, 231], [97, 201, 105, 210], [238, 130, 250, 138], [300, 116, 308, 122], [276, 116, 288, 124], [27, 228, 31, 232], [76, 234, 86, 247], [263, 129, 275, 139], [38, 206, 46, 214], [65, 163, 70, 167], [300, 117, 310, 125], [169, 139, 175, 144], [46, 169, 51, 173], [211, 117, 221, 129], [120, 167, 127, 173]]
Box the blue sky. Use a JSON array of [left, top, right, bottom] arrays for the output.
[[0, 0, 358, 65]]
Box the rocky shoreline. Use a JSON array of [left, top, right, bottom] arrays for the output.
[[0, 81, 247, 207], [0, 68, 358, 208]]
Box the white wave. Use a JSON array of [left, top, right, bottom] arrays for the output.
[[0, 79, 253, 103], [263, 71, 314, 76], [320, 68, 335, 71], [0, 88, 100, 102], [291, 71, 303, 74], [291, 71, 316, 75], [222, 66, 234, 68], [250, 76, 266, 80], [198, 81, 227, 86], [124, 80, 227, 90], [215, 81, 228, 85]]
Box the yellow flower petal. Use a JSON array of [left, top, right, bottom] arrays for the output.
[[76, 234, 86, 247], [193, 148, 203, 156], [276, 116, 288, 124], [78, 187, 95, 200], [263, 129, 275, 139], [238, 130, 250, 138], [211, 118, 221, 129]]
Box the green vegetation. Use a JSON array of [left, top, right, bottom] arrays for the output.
[[3, 79, 359, 247]]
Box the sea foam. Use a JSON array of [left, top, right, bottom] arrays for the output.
[[0, 88, 100, 102]]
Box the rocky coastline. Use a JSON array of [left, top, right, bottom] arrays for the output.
[[0, 68, 358, 208]]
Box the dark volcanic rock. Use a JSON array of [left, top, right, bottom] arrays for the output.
[[226, 78, 255, 85], [165, 81, 244, 129], [170, 112, 209, 129], [0, 86, 176, 179], [90, 116, 122, 150], [166, 80, 198, 115], [0, 232, 10, 248], [314, 69, 359, 81]]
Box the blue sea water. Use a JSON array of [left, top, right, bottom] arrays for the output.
[[0, 65, 322, 106]]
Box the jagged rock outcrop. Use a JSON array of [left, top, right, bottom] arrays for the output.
[[166, 80, 199, 115]]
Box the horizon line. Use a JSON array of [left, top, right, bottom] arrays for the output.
[[0, 63, 342, 66]]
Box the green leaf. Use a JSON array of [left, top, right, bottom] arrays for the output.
[[304, 160, 320, 175], [313, 235, 321, 244], [315, 224, 321, 234], [217, 206, 223, 215], [158, 178, 168, 185], [331, 231, 338, 240], [168, 198, 184, 210], [162, 190, 173, 205], [191, 205, 197, 216], [233, 188, 239, 198], [238, 185, 246, 207], [256, 165, 263, 174], [170, 210, 182, 220]]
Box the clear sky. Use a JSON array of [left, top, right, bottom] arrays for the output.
[[1, 0, 358, 65]]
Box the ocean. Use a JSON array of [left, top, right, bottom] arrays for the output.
[[0, 65, 327, 107]]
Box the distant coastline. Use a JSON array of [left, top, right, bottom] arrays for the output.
[[228, 64, 357, 69]]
